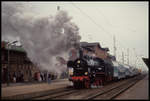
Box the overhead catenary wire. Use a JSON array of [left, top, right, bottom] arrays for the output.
[[70, 2, 127, 50], [57, 3, 145, 70], [70, 2, 113, 39], [96, 7, 128, 49], [69, 3, 144, 68], [70, 3, 126, 56], [133, 48, 144, 69]]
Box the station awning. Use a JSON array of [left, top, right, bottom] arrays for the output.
[[142, 58, 149, 68]]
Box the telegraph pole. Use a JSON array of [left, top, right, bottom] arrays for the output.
[[113, 35, 117, 60], [122, 52, 124, 64], [127, 48, 129, 65]]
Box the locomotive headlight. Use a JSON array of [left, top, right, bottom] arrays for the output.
[[85, 72, 88, 75], [77, 60, 80, 64]]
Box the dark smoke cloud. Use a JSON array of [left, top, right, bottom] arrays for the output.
[[2, 2, 81, 74]]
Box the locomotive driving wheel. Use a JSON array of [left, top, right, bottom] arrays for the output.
[[73, 81, 78, 89], [74, 81, 86, 89], [85, 80, 90, 88], [73, 81, 81, 89]]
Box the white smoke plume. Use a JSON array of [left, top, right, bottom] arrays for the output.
[[2, 2, 81, 74]]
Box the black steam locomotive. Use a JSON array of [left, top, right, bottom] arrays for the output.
[[67, 45, 140, 89], [67, 49, 114, 88]]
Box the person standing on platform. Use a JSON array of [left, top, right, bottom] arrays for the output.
[[48, 74, 51, 84], [13, 72, 16, 83]]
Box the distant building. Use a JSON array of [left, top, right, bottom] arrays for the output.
[[69, 42, 110, 60], [1, 41, 40, 83], [80, 42, 109, 59]]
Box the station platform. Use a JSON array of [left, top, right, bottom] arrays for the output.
[[115, 74, 149, 100], [2, 75, 149, 100], [1, 79, 70, 99]]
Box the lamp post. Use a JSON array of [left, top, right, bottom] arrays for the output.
[[7, 40, 18, 86]]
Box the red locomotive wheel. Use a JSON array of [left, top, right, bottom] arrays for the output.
[[85, 81, 90, 88], [73, 82, 78, 89]]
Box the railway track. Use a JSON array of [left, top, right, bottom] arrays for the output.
[[50, 79, 133, 99], [32, 87, 77, 100], [86, 74, 146, 100], [53, 74, 145, 100], [32, 74, 146, 100]]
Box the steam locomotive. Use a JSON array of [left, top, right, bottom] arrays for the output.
[[67, 49, 140, 88]]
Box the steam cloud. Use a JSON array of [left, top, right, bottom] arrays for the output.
[[2, 2, 81, 74]]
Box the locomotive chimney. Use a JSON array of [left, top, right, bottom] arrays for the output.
[[79, 47, 83, 58]]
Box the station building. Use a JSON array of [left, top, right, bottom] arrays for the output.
[[1, 41, 40, 83]]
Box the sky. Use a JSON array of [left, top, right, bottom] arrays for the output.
[[2, 1, 149, 71]]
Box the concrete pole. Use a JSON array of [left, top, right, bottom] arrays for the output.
[[113, 35, 117, 60], [127, 48, 129, 65], [122, 52, 124, 64]]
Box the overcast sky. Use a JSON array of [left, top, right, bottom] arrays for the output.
[[2, 1, 149, 71]]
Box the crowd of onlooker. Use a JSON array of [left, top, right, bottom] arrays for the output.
[[12, 72, 24, 83], [34, 72, 57, 83], [11, 71, 58, 83], [3, 70, 67, 84]]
